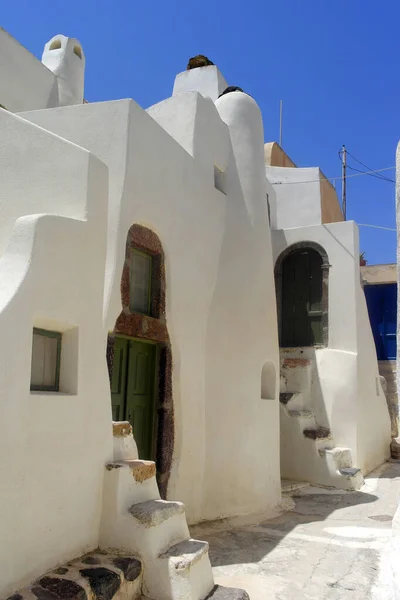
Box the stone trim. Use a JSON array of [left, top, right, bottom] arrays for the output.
[[6, 552, 142, 600], [274, 241, 329, 347], [108, 224, 173, 499], [112, 421, 132, 438]]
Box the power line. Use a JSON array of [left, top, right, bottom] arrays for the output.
[[358, 223, 396, 232], [347, 164, 395, 183], [345, 150, 395, 183], [271, 166, 395, 185]]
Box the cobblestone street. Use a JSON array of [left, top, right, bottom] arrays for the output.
[[192, 461, 400, 599]]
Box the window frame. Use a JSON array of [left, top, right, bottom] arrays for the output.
[[129, 248, 153, 316], [275, 242, 329, 348], [30, 328, 62, 392]]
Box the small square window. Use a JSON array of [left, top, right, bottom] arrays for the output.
[[130, 249, 152, 315], [30, 329, 62, 392]]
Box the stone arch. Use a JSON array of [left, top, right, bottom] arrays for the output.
[[274, 241, 329, 347], [106, 224, 173, 498]]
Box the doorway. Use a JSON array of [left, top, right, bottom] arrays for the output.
[[364, 283, 397, 360], [279, 246, 325, 347], [111, 335, 157, 460]]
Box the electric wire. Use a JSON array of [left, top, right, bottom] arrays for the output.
[[271, 166, 395, 185], [357, 223, 396, 231], [339, 148, 395, 183], [345, 150, 395, 183]]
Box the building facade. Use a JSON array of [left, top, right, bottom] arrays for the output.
[[0, 28, 392, 600]]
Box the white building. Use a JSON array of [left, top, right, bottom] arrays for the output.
[[267, 145, 390, 487], [0, 29, 391, 600]]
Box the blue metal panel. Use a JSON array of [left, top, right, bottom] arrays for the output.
[[364, 283, 397, 360]]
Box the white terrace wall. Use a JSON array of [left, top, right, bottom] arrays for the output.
[[0, 28, 59, 111], [266, 166, 322, 229], [0, 109, 111, 597], [0, 28, 85, 113], [272, 221, 390, 472], [22, 90, 281, 524]]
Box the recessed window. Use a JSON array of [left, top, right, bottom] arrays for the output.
[[214, 166, 226, 194], [30, 328, 62, 392], [49, 39, 62, 51], [73, 45, 82, 59], [130, 249, 152, 315]]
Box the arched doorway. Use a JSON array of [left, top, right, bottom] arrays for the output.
[[275, 243, 329, 347], [106, 224, 173, 497]]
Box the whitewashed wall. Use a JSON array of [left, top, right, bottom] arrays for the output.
[[266, 166, 322, 229], [22, 91, 281, 525], [0, 109, 111, 597], [272, 221, 390, 473], [0, 28, 58, 111]]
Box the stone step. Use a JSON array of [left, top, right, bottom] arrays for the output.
[[159, 538, 209, 569], [286, 408, 316, 431], [281, 479, 310, 493], [129, 499, 185, 527], [149, 539, 214, 600], [303, 426, 331, 440], [203, 585, 250, 599], [318, 447, 353, 470], [6, 552, 142, 600], [288, 409, 314, 418], [104, 460, 160, 509], [339, 467, 364, 491], [279, 392, 294, 405]]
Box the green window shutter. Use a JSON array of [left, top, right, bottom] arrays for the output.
[[281, 249, 323, 347], [130, 249, 152, 315], [30, 329, 62, 391]]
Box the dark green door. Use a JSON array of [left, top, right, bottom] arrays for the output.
[[111, 337, 157, 459], [281, 248, 323, 347]]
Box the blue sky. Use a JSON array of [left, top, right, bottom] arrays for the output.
[[3, 1, 398, 264]]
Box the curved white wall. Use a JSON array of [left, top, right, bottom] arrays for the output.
[[23, 93, 281, 524], [0, 110, 111, 597], [42, 35, 85, 107], [272, 221, 390, 472], [0, 28, 58, 112]]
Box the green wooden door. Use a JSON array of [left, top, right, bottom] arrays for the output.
[[110, 337, 156, 460], [281, 249, 323, 347], [125, 340, 156, 460], [111, 337, 129, 421]]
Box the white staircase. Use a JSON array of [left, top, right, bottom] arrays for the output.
[[280, 392, 364, 491], [99, 422, 223, 600]]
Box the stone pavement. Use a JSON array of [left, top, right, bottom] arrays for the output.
[[191, 461, 400, 600]]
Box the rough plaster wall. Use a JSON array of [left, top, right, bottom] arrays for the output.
[[320, 175, 344, 224], [147, 92, 230, 178], [0, 111, 111, 597], [200, 92, 280, 521], [273, 221, 390, 471], [379, 360, 399, 438], [0, 27, 58, 111], [266, 166, 322, 230], [23, 95, 281, 524], [361, 264, 397, 285], [42, 35, 85, 107], [0, 110, 90, 256], [264, 142, 296, 168], [172, 65, 228, 102]]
